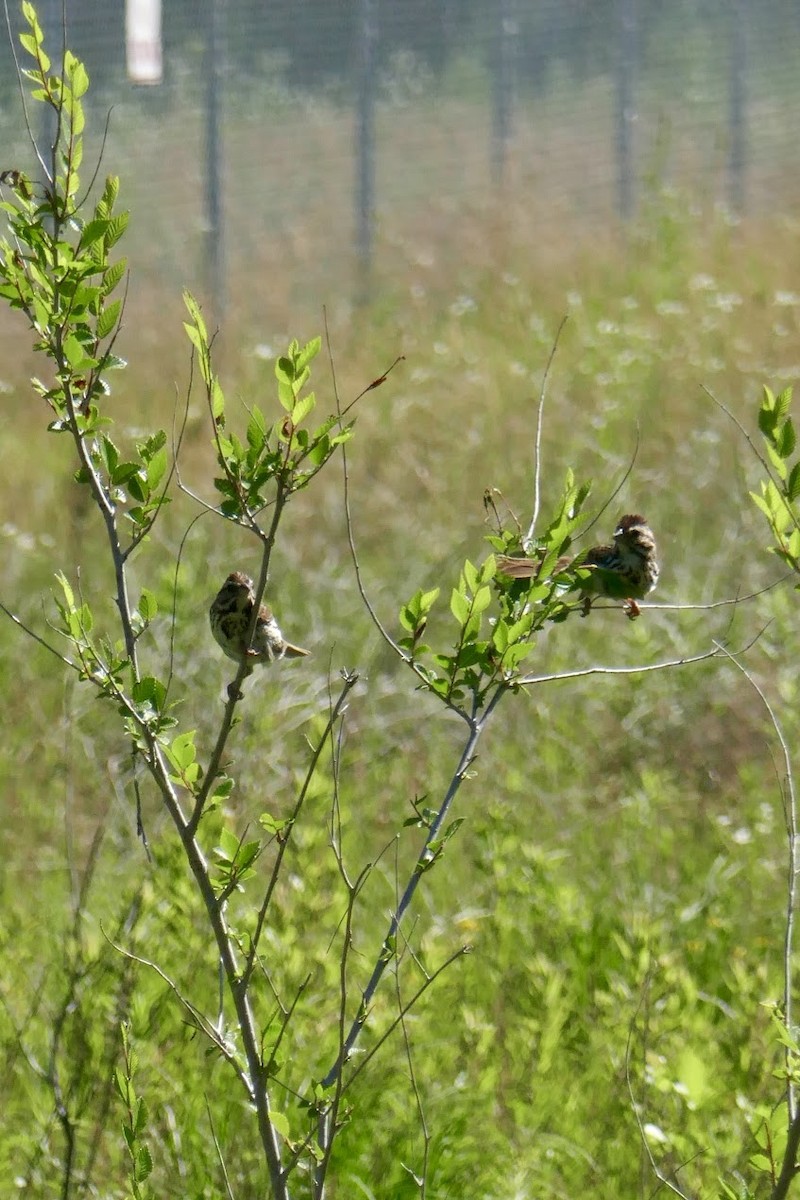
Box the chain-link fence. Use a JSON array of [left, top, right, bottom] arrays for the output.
[[1, 1, 798, 320]]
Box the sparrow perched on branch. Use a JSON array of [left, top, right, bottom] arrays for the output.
[[497, 513, 660, 618], [209, 572, 309, 664]]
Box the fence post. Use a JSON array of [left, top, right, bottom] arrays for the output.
[[728, 0, 747, 215], [615, 0, 637, 221], [204, 0, 225, 320], [490, 0, 516, 187], [354, 0, 378, 305]]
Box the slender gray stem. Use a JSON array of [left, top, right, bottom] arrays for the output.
[[321, 687, 505, 1088]]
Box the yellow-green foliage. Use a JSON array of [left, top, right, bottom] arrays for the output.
[[2, 14, 800, 1198]]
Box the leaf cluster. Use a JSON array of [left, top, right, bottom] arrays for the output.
[[752, 385, 800, 579], [399, 471, 591, 713], [184, 295, 352, 523]]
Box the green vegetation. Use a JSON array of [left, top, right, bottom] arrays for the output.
[[3, 6, 800, 1199]]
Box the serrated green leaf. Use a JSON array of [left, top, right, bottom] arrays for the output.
[[110, 461, 140, 486], [101, 174, 120, 211], [168, 731, 196, 771], [132, 675, 165, 710], [419, 586, 440, 612], [472, 584, 492, 615], [269, 1108, 292, 1140], [774, 385, 793, 423], [218, 826, 240, 860], [291, 391, 315, 426], [211, 776, 234, 802], [55, 571, 75, 607], [100, 433, 119, 473], [496, 612, 515, 648], [462, 558, 478, 593], [237, 839, 261, 871], [479, 553, 496, 582], [778, 418, 796, 459], [138, 589, 158, 622], [247, 404, 266, 452], [260, 812, 290, 835], [450, 588, 470, 624], [787, 461, 800, 502], [80, 217, 110, 248], [102, 257, 126, 296], [209, 378, 225, 424], [96, 298, 121, 339], [758, 403, 777, 438], [146, 446, 167, 489], [296, 336, 321, 371], [134, 1143, 153, 1182]]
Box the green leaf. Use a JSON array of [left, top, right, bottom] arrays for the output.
[[420, 586, 440, 612], [105, 212, 129, 247], [462, 558, 478, 593], [210, 776, 234, 803], [247, 404, 266, 453], [80, 217, 111, 248], [146, 446, 167, 489], [777, 418, 796, 460], [787, 461, 800, 502], [450, 588, 470, 624], [132, 675, 166, 711], [100, 433, 119, 473], [110, 461, 141, 487], [260, 812, 290, 835], [96, 298, 121, 339], [100, 174, 120, 211], [291, 391, 315, 426], [134, 1143, 153, 1182], [102, 257, 126, 296], [472, 584, 492, 615], [774, 385, 793, 423], [55, 571, 75, 608], [218, 826, 240, 860], [237, 839, 262, 872], [269, 1108, 292, 1141], [138, 589, 158, 622], [296, 336, 321, 371], [168, 731, 196, 771], [758, 397, 777, 437]]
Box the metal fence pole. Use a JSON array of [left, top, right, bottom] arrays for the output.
[[204, 0, 225, 319], [490, 0, 516, 187], [354, 0, 378, 305], [39, 0, 60, 176], [728, 0, 747, 215], [615, 0, 637, 221]]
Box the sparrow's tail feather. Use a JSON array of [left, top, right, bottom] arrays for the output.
[[282, 643, 311, 659]]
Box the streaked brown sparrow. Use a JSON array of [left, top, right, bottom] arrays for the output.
[[498, 513, 660, 618], [209, 572, 309, 665]]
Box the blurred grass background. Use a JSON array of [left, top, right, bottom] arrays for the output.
[[2, 42, 800, 1196]]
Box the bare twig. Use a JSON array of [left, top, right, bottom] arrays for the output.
[[526, 315, 568, 548], [625, 981, 699, 1199], [2, 0, 49, 179], [517, 634, 761, 689], [0, 598, 78, 670], [239, 670, 359, 994], [321, 685, 505, 1089], [581, 423, 640, 543], [394, 875, 431, 1197], [205, 1096, 237, 1200], [712, 641, 798, 1125], [104, 935, 253, 1096], [342, 945, 470, 1097]]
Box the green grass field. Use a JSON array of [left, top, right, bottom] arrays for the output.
[[2, 41, 800, 1197]]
